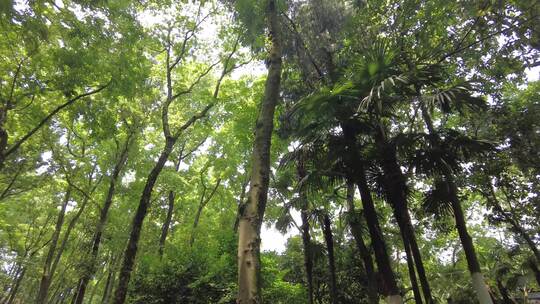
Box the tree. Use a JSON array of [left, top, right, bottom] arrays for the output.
[[236, 0, 283, 302]]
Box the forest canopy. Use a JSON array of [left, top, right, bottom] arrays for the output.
[[0, 0, 539, 303]]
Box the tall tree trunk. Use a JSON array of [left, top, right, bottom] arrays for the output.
[[301, 209, 314, 304], [403, 235, 423, 304], [375, 127, 434, 303], [102, 256, 118, 304], [419, 103, 492, 303], [73, 139, 130, 304], [37, 187, 71, 304], [113, 138, 174, 304], [236, 0, 282, 302], [321, 213, 338, 304], [356, 170, 402, 304], [345, 182, 379, 304], [497, 279, 516, 304], [298, 161, 314, 304], [528, 260, 540, 287], [159, 190, 175, 257], [4, 267, 25, 304], [341, 123, 402, 303], [450, 186, 493, 304]]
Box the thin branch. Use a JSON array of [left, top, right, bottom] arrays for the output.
[[169, 8, 215, 71], [170, 39, 241, 139], [281, 12, 324, 79], [437, 18, 533, 63], [4, 81, 111, 160]]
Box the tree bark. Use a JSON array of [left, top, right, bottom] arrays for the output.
[[301, 209, 314, 304], [419, 103, 492, 303], [341, 122, 402, 303], [375, 127, 434, 303], [450, 187, 493, 304], [159, 190, 175, 257], [345, 182, 379, 304], [403, 235, 423, 304], [321, 213, 338, 304], [236, 0, 282, 302], [113, 138, 174, 304], [37, 187, 71, 304], [298, 162, 314, 304], [73, 138, 130, 304], [190, 178, 221, 246], [4, 267, 25, 304]]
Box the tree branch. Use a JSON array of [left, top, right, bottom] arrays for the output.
[[4, 81, 111, 160]]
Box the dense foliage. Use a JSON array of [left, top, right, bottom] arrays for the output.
[[0, 0, 538, 303]]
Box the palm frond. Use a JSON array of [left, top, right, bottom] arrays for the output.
[[422, 179, 454, 218]]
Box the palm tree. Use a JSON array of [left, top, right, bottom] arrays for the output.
[[280, 123, 402, 303], [409, 74, 495, 304]]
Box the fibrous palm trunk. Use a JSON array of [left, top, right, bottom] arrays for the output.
[[321, 213, 338, 304], [403, 235, 423, 304], [419, 103, 492, 304], [345, 182, 379, 304], [298, 161, 314, 304], [236, 0, 282, 302], [374, 125, 434, 303], [342, 123, 402, 303]]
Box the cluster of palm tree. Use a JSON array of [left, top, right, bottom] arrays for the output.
[[274, 40, 500, 303]]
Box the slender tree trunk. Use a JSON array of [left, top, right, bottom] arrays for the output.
[[341, 123, 402, 303], [101, 269, 114, 304], [375, 128, 434, 303], [73, 140, 130, 304], [234, 177, 249, 233], [403, 235, 423, 304], [497, 279, 516, 304], [419, 103, 492, 303], [356, 173, 402, 304], [4, 267, 25, 304], [113, 138, 175, 304], [301, 209, 315, 304], [345, 182, 379, 304], [190, 178, 220, 247], [159, 190, 175, 257], [102, 257, 118, 304], [37, 188, 71, 304], [298, 162, 314, 304], [50, 194, 91, 284], [528, 260, 540, 287], [450, 188, 493, 304], [321, 213, 338, 304], [236, 1, 282, 302]]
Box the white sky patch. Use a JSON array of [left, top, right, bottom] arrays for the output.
[[261, 209, 301, 253], [65, 199, 77, 212], [525, 66, 540, 82], [122, 170, 136, 186], [231, 60, 267, 80]]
